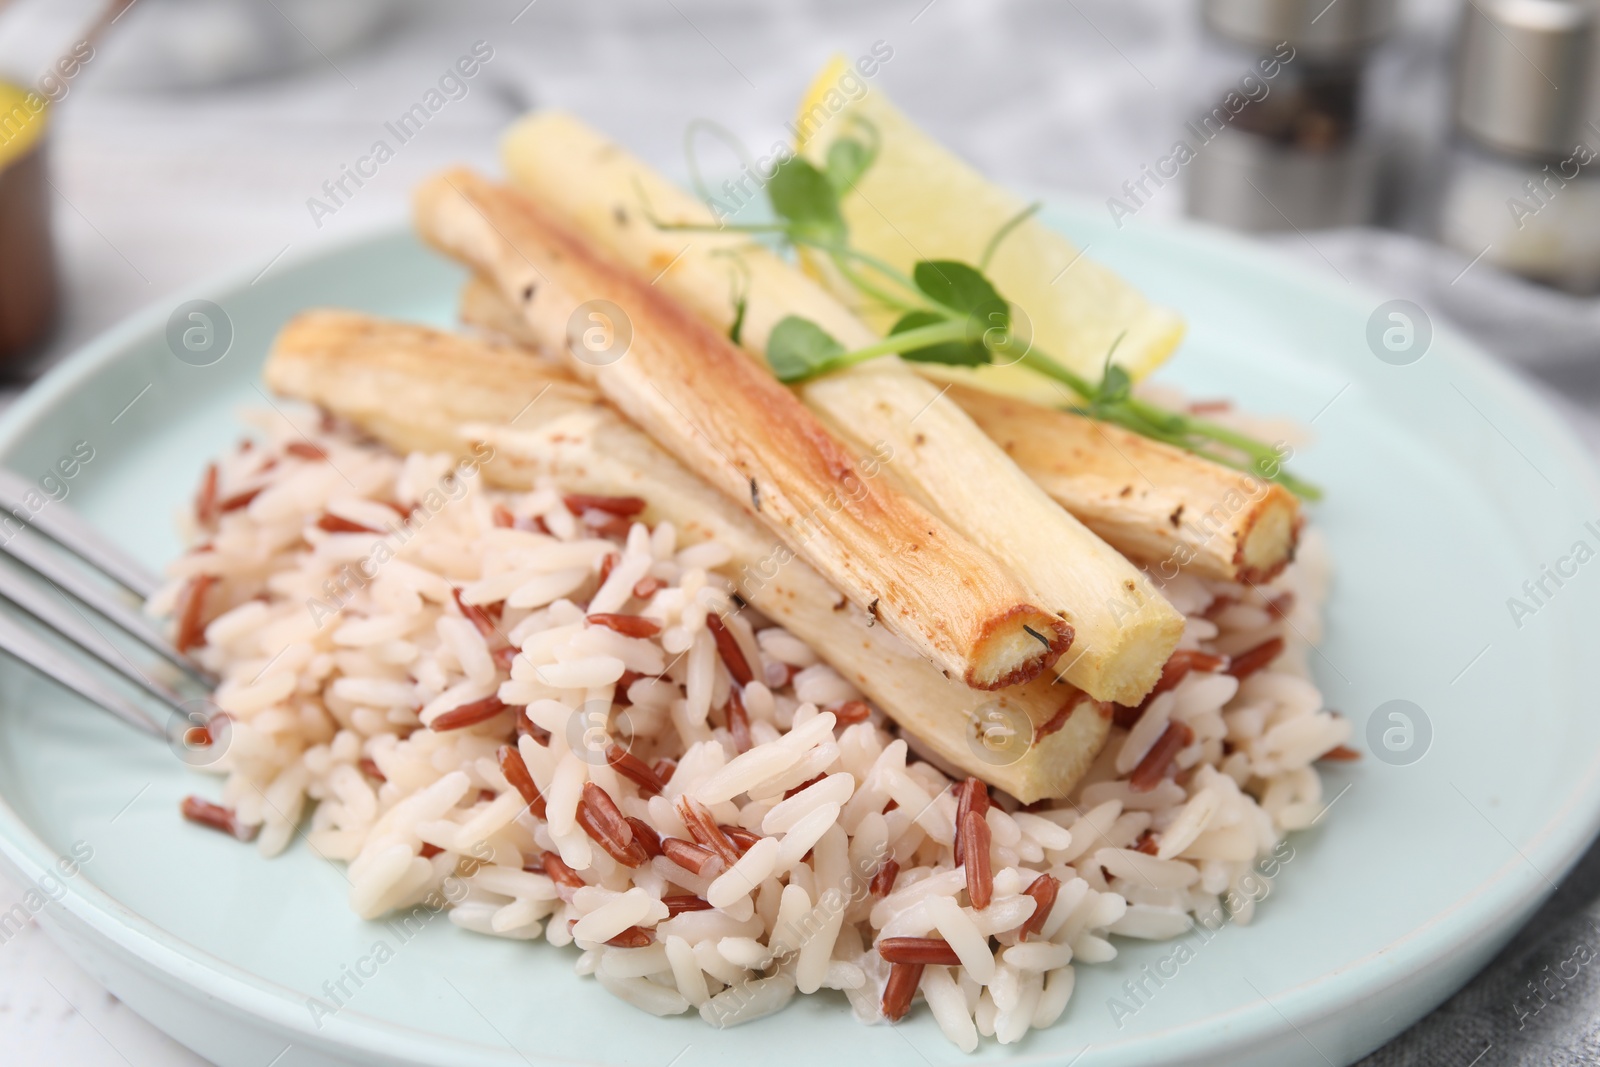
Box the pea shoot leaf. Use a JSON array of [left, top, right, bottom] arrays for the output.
[[767, 158, 845, 246], [766, 316, 844, 382], [825, 138, 873, 193], [889, 310, 992, 367]]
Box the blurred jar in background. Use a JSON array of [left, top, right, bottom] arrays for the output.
[[0, 80, 56, 361], [1438, 0, 1600, 294], [1186, 0, 1395, 231]]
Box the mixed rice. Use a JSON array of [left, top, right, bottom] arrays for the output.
[[149, 409, 1351, 1051]]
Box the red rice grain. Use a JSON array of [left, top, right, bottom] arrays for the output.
[[677, 796, 741, 864], [1226, 637, 1284, 681], [960, 810, 993, 910], [833, 700, 871, 726], [1319, 744, 1361, 761], [626, 816, 663, 858], [782, 774, 827, 801], [705, 614, 754, 686], [542, 851, 586, 889], [882, 962, 924, 1022], [420, 843, 444, 859], [587, 613, 662, 638], [286, 441, 327, 460], [180, 796, 257, 841], [663, 894, 713, 917], [497, 744, 547, 818], [597, 552, 619, 588], [726, 689, 752, 754], [870, 859, 900, 898], [606, 744, 665, 795], [1129, 720, 1196, 793], [632, 576, 665, 599], [1019, 874, 1060, 940], [577, 782, 648, 867], [720, 825, 760, 855], [878, 937, 962, 966], [218, 486, 263, 513], [430, 695, 508, 732], [952, 778, 990, 867], [316, 514, 379, 534], [563, 494, 647, 518], [359, 757, 385, 782], [660, 837, 719, 876], [194, 463, 219, 526], [605, 926, 655, 948], [174, 574, 216, 653], [451, 587, 502, 638]]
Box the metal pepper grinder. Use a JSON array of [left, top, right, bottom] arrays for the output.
[[1436, 0, 1600, 294], [1186, 0, 1395, 231]]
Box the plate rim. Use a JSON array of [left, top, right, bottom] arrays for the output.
[[0, 209, 1597, 1066]]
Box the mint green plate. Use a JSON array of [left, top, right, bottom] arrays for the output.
[[1, 209, 1596, 1067]]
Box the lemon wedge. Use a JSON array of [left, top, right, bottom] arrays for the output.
[[795, 57, 1184, 402]]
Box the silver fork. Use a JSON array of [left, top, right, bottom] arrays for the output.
[[0, 468, 214, 740]]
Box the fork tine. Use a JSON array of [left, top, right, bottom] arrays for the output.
[[0, 524, 205, 679], [0, 563, 194, 711], [0, 468, 160, 598], [0, 609, 162, 736]]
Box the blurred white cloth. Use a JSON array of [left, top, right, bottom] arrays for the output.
[[0, 1, 1594, 1065]]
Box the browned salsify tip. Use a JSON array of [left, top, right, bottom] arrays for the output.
[[194, 463, 219, 526], [563, 493, 647, 518], [705, 613, 754, 686], [952, 777, 990, 867], [605, 925, 655, 948], [833, 700, 871, 726], [881, 961, 925, 1022], [430, 695, 508, 732], [870, 858, 900, 898], [175, 574, 217, 654], [676, 795, 741, 865], [606, 744, 666, 795], [1129, 720, 1196, 793], [725, 688, 752, 754], [660, 837, 718, 876], [497, 744, 547, 818], [180, 796, 258, 841], [959, 810, 993, 910], [662, 894, 713, 916], [1019, 874, 1060, 941], [542, 850, 586, 889], [577, 782, 648, 867], [586, 613, 662, 638], [1225, 637, 1283, 681], [877, 937, 962, 966]]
